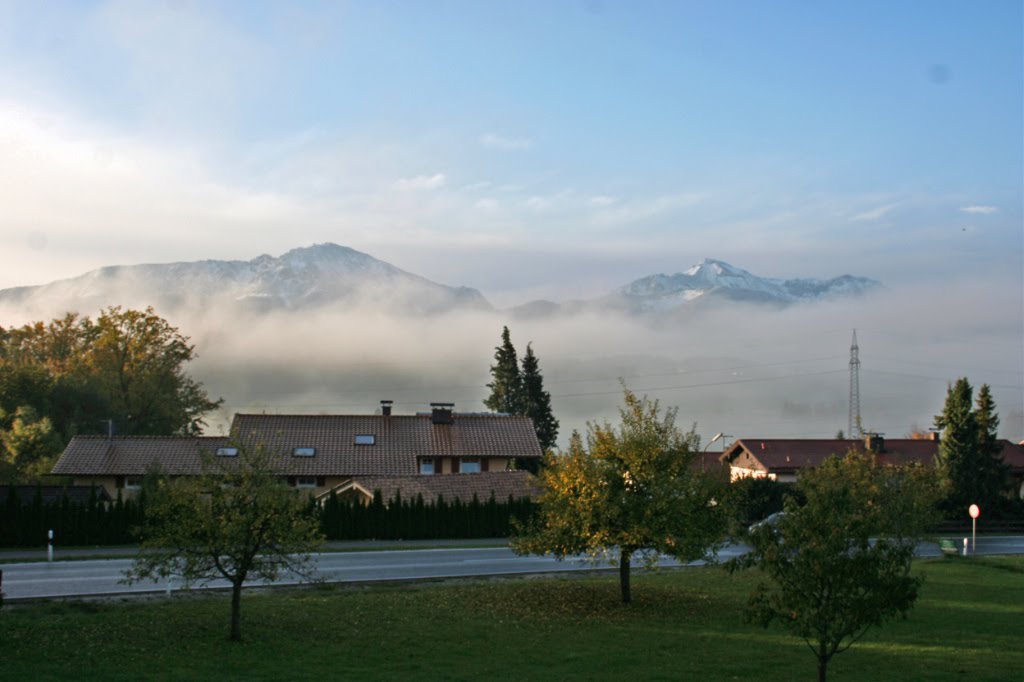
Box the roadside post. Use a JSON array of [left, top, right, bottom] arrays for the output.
[[962, 538, 968, 556], [969, 504, 980, 554], [48, 529, 54, 562]]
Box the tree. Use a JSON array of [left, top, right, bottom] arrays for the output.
[[484, 326, 523, 415], [834, 429, 845, 440], [513, 388, 726, 603], [1, 405, 64, 481], [933, 378, 1007, 514], [520, 343, 559, 451], [0, 307, 222, 442], [124, 440, 324, 641], [728, 451, 944, 682]]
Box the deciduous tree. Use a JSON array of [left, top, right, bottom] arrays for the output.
[[124, 441, 324, 641], [513, 388, 726, 603], [728, 451, 944, 682]]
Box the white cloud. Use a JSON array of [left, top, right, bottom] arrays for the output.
[[526, 196, 549, 210], [849, 203, 898, 222], [589, 195, 617, 207], [394, 173, 446, 191], [479, 133, 533, 151], [959, 205, 998, 215], [474, 198, 499, 211]]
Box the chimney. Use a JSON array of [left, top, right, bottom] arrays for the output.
[[380, 400, 393, 417], [864, 433, 884, 453], [929, 431, 940, 442], [430, 402, 454, 425]]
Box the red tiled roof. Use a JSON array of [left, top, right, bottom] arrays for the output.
[[320, 471, 541, 503], [51, 436, 230, 476], [723, 438, 1024, 474], [231, 413, 542, 477], [52, 413, 543, 477]]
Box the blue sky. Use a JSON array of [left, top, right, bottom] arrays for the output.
[[0, 0, 1021, 303]]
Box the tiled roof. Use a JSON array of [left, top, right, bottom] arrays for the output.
[[231, 413, 543, 477], [320, 471, 541, 503], [723, 438, 1024, 473], [51, 436, 231, 476], [0, 485, 113, 505], [52, 413, 543, 477]]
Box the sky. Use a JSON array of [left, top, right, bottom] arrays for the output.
[[0, 1, 1022, 441]]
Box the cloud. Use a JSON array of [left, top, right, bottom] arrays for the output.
[[959, 205, 998, 215], [479, 133, 533, 151], [589, 195, 617, 207], [394, 173, 446, 191], [474, 198, 499, 211], [849, 203, 898, 222]]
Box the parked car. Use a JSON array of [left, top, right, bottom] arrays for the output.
[[748, 511, 786, 535]]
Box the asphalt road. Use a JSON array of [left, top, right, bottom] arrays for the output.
[[2, 536, 1021, 601]]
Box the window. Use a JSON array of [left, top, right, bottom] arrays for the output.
[[459, 458, 481, 474], [216, 447, 238, 457], [293, 447, 316, 457], [354, 434, 375, 445], [419, 458, 435, 475], [125, 476, 143, 491], [295, 476, 317, 489]]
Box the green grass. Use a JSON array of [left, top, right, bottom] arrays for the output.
[[1, 557, 1021, 681]]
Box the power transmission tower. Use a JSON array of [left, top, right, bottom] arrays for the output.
[[848, 329, 862, 438]]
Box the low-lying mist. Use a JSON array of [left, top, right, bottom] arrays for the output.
[[3, 278, 1021, 447]]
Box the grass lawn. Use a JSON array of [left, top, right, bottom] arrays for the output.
[[1, 557, 1021, 681]]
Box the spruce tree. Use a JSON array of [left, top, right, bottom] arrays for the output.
[[934, 378, 977, 512], [520, 343, 559, 451], [484, 326, 523, 414], [974, 384, 1009, 509]]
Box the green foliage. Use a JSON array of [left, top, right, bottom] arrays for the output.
[[513, 388, 727, 603], [483, 327, 559, 452], [729, 451, 945, 682], [484, 326, 523, 414], [725, 475, 803, 528], [934, 378, 1009, 515], [123, 440, 324, 640], [1, 406, 64, 479], [520, 343, 559, 451], [0, 307, 222, 482]]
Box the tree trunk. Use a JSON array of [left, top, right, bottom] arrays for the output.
[[818, 660, 827, 682], [619, 547, 632, 604], [229, 580, 243, 641]]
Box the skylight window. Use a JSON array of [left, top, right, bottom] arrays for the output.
[[354, 434, 376, 445], [216, 447, 239, 457], [293, 447, 316, 457]]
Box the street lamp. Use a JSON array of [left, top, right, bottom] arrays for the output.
[[703, 432, 732, 472]]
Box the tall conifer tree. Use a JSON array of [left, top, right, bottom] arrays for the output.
[[934, 378, 1008, 514], [484, 326, 523, 414], [520, 343, 559, 451]]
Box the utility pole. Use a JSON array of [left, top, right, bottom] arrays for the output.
[[848, 329, 862, 439]]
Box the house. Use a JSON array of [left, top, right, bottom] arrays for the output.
[[50, 402, 544, 503], [722, 434, 1024, 499]]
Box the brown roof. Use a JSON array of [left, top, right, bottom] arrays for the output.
[[51, 436, 230, 476], [320, 471, 541, 503], [723, 438, 1024, 474], [52, 413, 543, 477], [231, 413, 542, 477]]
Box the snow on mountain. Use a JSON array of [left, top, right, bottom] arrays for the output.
[[0, 243, 492, 318], [613, 258, 881, 312]]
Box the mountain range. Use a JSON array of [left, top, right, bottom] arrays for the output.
[[0, 244, 881, 319]]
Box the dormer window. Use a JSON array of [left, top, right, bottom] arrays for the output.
[[419, 458, 435, 475], [293, 447, 316, 457], [216, 447, 239, 457], [354, 434, 375, 446]]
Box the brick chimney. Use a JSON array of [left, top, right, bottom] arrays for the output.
[[380, 400, 393, 417]]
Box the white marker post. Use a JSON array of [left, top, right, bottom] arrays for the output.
[[47, 529, 54, 562], [962, 538, 968, 557], [969, 504, 980, 554]]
